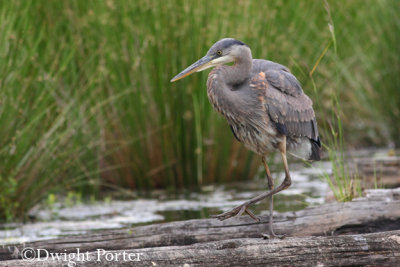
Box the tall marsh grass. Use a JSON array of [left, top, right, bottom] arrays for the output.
[[0, 0, 399, 221]]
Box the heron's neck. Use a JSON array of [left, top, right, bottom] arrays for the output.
[[223, 50, 252, 86], [206, 48, 255, 122]]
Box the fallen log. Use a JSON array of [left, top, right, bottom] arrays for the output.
[[1, 188, 400, 264], [2, 230, 400, 266], [351, 156, 400, 188]]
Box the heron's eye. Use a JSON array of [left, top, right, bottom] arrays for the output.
[[216, 50, 222, 56]]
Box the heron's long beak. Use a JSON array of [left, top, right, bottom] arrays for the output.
[[170, 55, 214, 82]]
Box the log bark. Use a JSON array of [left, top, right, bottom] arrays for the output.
[[2, 230, 400, 266], [351, 156, 400, 188], [1, 188, 400, 265]]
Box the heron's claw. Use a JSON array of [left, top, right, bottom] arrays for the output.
[[211, 202, 260, 222], [262, 233, 286, 239]]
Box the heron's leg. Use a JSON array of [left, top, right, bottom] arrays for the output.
[[212, 137, 292, 224], [262, 156, 277, 237]]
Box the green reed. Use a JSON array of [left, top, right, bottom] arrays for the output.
[[0, 0, 399, 220]]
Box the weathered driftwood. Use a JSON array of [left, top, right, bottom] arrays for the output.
[[1, 188, 400, 265], [351, 156, 400, 188], [2, 230, 400, 266]]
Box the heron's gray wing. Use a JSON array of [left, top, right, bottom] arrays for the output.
[[263, 69, 303, 97], [251, 59, 303, 97], [251, 71, 320, 142]]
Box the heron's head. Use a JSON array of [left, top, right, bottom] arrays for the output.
[[171, 38, 249, 82]]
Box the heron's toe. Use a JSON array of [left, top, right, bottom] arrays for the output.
[[211, 202, 259, 222], [262, 232, 286, 239]]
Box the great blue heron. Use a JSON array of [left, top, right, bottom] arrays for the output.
[[171, 38, 321, 238]]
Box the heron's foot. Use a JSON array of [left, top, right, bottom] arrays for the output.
[[261, 232, 286, 239], [211, 202, 260, 222]]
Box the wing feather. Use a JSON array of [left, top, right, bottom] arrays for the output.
[[250, 68, 320, 143], [263, 70, 303, 97]]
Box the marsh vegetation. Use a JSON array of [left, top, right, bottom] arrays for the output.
[[0, 0, 399, 221]]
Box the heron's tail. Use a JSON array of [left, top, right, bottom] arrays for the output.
[[309, 137, 321, 161]]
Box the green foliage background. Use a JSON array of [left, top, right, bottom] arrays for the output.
[[0, 0, 399, 220]]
